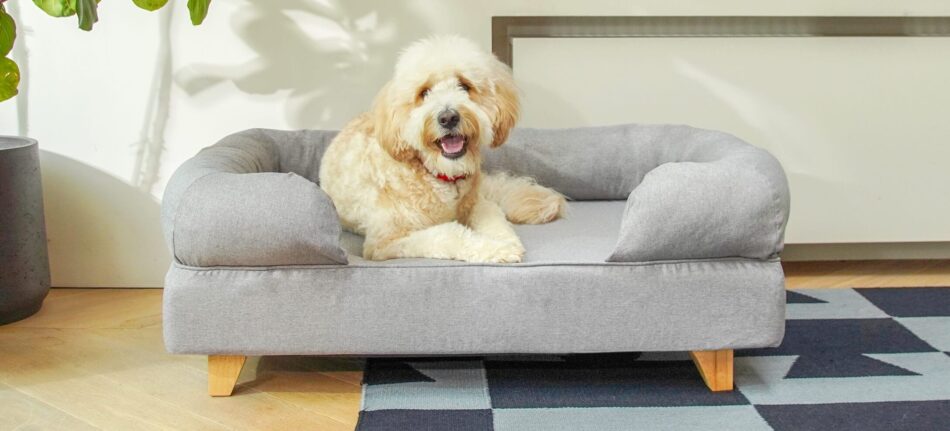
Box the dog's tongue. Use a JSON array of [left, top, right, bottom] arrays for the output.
[[440, 135, 465, 154]]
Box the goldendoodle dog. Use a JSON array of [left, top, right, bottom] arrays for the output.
[[319, 35, 566, 263]]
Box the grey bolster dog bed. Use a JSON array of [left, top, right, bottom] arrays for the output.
[[161, 123, 790, 395]]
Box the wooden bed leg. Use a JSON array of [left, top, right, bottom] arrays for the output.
[[689, 349, 734, 392], [208, 355, 246, 397]]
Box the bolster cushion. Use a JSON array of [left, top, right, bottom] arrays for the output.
[[162, 130, 348, 267], [607, 151, 787, 262]]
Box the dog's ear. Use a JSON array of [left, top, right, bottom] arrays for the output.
[[371, 82, 414, 161], [488, 61, 520, 148]]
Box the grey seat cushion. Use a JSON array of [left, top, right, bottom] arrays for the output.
[[341, 201, 627, 264]]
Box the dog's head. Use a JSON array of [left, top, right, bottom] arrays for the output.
[[370, 35, 520, 177]]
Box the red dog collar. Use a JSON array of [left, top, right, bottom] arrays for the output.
[[435, 173, 467, 183]]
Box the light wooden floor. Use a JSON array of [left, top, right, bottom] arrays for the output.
[[0, 290, 362, 430], [783, 259, 950, 288], [1, 260, 948, 430]]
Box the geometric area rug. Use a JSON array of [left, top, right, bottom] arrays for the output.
[[357, 288, 950, 430]]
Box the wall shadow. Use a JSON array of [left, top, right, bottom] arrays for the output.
[[40, 151, 170, 287], [671, 57, 845, 178], [132, 3, 175, 196], [175, 0, 429, 128]]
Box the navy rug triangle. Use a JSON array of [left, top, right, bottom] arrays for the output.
[[362, 359, 436, 385], [784, 353, 920, 378], [786, 290, 827, 303]]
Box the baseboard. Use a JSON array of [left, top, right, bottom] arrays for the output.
[[51, 284, 163, 289], [782, 242, 950, 261]]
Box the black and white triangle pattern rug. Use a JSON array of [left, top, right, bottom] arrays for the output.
[[356, 287, 950, 431]]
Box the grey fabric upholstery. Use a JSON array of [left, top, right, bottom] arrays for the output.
[[164, 258, 785, 355], [161, 124, 789, 357], [162, 129, 347, 266], [339, 201, 628, 264], [483, 124, 790, 262], [609, 155, 786, 262], [162, 124, 788, 265]]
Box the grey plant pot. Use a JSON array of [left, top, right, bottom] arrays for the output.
[[0, 136, 51, 325]]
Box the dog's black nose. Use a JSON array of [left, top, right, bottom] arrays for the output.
[[438, 109, 460, 129]]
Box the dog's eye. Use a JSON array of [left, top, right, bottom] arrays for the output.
[[458, 82, 471, 93], [419, 88, 431, 99]]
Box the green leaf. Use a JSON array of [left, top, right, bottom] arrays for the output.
[[76, 0, 98, 31], [187, 0, 211, 26], [0, 56, 20, 102], [32, 0, 77, 18], [133, 0, 169, 12], [0, 5, 15, 57]]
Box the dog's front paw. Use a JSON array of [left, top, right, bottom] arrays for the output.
[[467, 240, 524, 263], [490, 241, 525, 263]]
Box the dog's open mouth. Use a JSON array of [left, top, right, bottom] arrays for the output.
[[439, 134, 467, 159]]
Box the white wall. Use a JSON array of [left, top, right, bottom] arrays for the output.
[[2, 1, 949, 287], [515, 36, 950, 244]]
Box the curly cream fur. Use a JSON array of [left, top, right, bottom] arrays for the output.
[[319, 35, 566, 263]]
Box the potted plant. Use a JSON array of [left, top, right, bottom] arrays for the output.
[[0, 0, 211, 324], [0, 135, 48, 324]]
